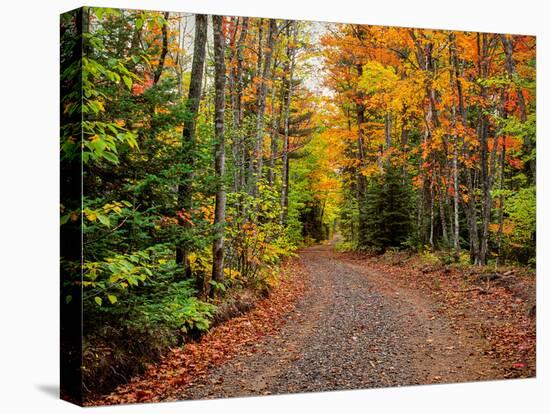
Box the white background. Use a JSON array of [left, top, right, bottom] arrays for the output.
[[0, 0, 547, 412]]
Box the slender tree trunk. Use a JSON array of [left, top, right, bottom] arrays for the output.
[[231, 18, 248, 192], [400, 118, 409, 180], [251, 19, 277, 193], [496, 135, 507, 266], [279, 22, 296, 226], [153, 12, 170, 85], [495, 70, 513, 266], [438, 171, 449, 245], [356, 99, 369, 247], [352, 59, 369, 247], [410, 30, 440, 247], [429, 176, 435, 249], [384, 112, 392, 150], [268, 59, 281, 187], [245, 19, 264, 190], [452, 105, 460, 258], [478, 33, 493, 265], [500, 34, 527, 122], [478, 108, 491, 265], [448, 35, 461, 258], [174, 15, 185, 96], [451, 33, 480, 264], [176, 14, 207, 273], [211, 15, 227, 297], [465, 169, 480, 264], [228, 17, 240, 191]]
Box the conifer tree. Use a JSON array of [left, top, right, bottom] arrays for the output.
[[363, 165, 413, 251]]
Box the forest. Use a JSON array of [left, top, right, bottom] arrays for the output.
[[60, 7, 536, 404]]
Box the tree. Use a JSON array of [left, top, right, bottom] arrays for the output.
[[251, 19, 277, 194], [321, 24, 535, 264], [364, 165, 413, 251], [211, 15, 227, 297], [279, 22, 297, 226], [176, 14, 207, 273], [153, 12, 170, 85]]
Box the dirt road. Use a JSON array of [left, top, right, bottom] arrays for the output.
[[176, 244, 502, 400]]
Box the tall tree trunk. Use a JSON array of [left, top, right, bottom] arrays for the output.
[[489, 86, 506, 267], [400, 117, 409, 180], [451, 103, 460, 258], [211, 15, 227, 297], [176, 14, 207, 273], [251, 19, 277, 194], [355, 69, 369, 248], [448, 34, 461, 258], [279, 22, 296, 226], [228, 17, 240, 191], [245, 19, 264, 190], [451, 33, 480, 263], [496, 133, 507, 266], [231, 18, 248, 192], [429, 176, 435, 250], [465, 169, 480, 264], [437, 171, 449, 245], [268, 59, 281, 187], [384, 112, 392, 150], [174, 14, 188, 96], [452, 137, 460, 256], [153, 12, 170, 85], [410, 30, 440, 247], [500, 34, 527, 122], [478, 33, 492, 265]]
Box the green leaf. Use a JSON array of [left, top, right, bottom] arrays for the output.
[[95, 8, 104, 20], [96, 213, 111, 227], [102, 151, 119, 165], [60, 214, 70, 225], [123, 75, 132, 90], [136, 17, 144, 31], [94, 296, 102, 306], [107, 294, 118, 304], [65, 295, 72, 304]]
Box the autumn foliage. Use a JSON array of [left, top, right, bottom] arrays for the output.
[[60, 7, 536, 405]]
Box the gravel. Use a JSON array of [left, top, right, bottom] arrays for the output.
[[177, 245, 500, 400]]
